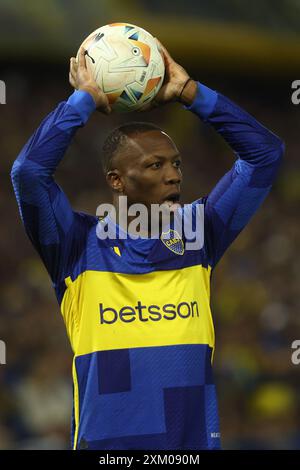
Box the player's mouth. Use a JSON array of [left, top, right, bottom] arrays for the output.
[[161, 193, 181, 211]]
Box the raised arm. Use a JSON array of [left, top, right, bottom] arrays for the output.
[[11, 48, 110, 285], [186, 83, 284, 268], [141, 40, 284, 269]]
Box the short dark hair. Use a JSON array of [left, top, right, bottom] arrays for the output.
[[101, 122, 163, 174]]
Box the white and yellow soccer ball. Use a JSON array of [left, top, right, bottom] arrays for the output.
[[77, 22, 165, 112]]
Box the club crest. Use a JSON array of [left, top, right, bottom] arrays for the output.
[[160, 229, 184, 255]]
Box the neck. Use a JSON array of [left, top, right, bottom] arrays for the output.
[[112, 194, 151, 237]]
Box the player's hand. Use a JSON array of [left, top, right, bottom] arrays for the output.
[[69, 47, 111, 115], [138, 39, 196, 112]]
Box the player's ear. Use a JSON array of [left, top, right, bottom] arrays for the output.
[[106, 169, 124, 193]]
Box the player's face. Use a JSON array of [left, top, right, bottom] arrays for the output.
[[115, 130, 182, 210]]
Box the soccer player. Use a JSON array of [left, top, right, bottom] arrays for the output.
[[11, 44, 284, 450]]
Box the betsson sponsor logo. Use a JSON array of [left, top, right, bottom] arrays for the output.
[[99, 300, 200, 325]]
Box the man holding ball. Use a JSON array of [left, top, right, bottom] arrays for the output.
[[11, 40, 284, 450]]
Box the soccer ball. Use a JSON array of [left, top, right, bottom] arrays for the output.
[[77, 23, 165, 112]]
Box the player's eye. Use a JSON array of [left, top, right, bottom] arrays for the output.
[[149, 161, 161, 169], [173, 160, 181, 168]]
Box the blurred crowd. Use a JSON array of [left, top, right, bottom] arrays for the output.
[[0, 64, 299, 449]]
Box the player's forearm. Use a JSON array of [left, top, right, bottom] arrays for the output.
[[10, 90, 96, 283], [185, 82, 284, 173], [195, 84, 285, 268], [11, 90, 96, 189]]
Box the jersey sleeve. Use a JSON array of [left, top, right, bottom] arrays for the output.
[[11, 90, 96, 284], [185, 82, 284, 269]]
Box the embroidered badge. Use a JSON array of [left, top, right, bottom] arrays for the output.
[[160, 229, 184, 255]]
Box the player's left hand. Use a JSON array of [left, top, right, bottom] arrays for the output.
[[138, 39, 195, 112]]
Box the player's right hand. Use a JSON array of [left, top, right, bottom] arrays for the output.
[[137, 39, 192, 112], [69, 47, 112, 115]]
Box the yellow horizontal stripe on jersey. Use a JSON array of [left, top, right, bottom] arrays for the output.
[[61, 264, 214, 357]]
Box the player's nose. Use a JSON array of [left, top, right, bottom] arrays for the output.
[[164, 166, 182, 185]]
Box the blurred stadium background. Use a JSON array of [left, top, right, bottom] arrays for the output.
[[0, 0, 300, 449]]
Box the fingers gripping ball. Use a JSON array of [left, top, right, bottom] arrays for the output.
[[76, 23, 165, 113]]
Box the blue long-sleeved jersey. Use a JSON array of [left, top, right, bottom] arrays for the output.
[[11, 82, 284, 450]]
